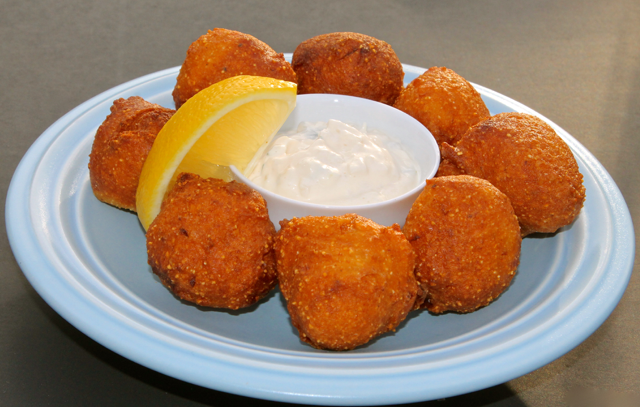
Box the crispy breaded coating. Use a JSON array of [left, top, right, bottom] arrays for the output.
[[88, 96, 174, 211], [146, 173, 277, 310], [435, 157, 465, 177], [275, 214, 419, 351], [441, 112, 586, 236], [393, 66, 490, 147], [403, 175, 522, 314], [172, 28, 297, 109], [292, 32, 404, 105]]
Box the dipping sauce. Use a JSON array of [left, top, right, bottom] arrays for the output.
[[246, 120, 421, 206]]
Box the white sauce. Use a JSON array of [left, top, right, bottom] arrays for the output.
[[247, 120, 421, 206]]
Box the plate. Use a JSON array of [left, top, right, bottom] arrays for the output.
[[5, 60, 635, 405]]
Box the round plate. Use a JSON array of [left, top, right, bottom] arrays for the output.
[[5, 60, 635, 405]]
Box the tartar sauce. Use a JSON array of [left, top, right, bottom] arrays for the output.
[[247, 120, 421, 206]]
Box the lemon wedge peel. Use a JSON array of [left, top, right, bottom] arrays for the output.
[[136, 75, 297, 230]]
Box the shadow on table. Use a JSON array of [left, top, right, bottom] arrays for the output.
[[400, 386, 527, 407]]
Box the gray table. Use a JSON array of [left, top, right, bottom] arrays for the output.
[[2, 1, 638, 406]]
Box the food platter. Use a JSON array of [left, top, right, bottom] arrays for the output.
[[5, 59, 635, 405]]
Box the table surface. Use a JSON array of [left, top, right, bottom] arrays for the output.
[[1, 1, 638, 406]]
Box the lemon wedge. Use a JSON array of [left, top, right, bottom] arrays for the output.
[[136, 75, 297, 230]]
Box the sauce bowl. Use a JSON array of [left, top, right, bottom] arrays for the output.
[[231, 94, 440, 229]]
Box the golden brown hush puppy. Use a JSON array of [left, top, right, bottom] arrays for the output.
[[275, 214, 420, 351], [88, 96, 175, 211], [146, 173, 277, 310], [441, 112, 586, 236], [403, 175, 522, 314], [172, 28, 297, 109], [292, 32, 404, 105], [393, 66, 490, 147]]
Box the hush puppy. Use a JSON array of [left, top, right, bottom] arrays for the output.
[[441, 112, 586, 236], [403, 175, 522, 314], [89, 96, 175, 211], [393, 66, 490, 147], [275, 214, 420, 351], [292, 32, 404, 105], [173, 28, 297, 109], [146, 173, 277, 310]]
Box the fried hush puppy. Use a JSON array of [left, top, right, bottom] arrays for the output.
[[292, 32, 404, 105], [146, 173, 277, 310], [88, 96, 175, 211], [442, 112, 586, 236], [172, 28, 297, 109], [403, 175, 522, 314], [275, 214, 420, 351], [393, 66, 490, 147]]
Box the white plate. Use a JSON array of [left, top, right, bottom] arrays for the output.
[[5, 60, 635, 405]]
